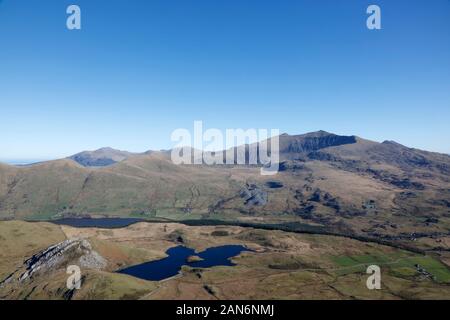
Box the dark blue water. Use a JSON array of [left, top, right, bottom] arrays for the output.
[[51, 217, 145, 228], [118, 245, 251, 281]]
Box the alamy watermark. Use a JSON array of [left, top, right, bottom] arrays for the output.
[[66, 4, 381, 31], [66, 5, 81, 30], [367, 5, 381, 30], [66, 265, 82, 290], [366, 265, 381, 290], [170, 121, 280, 175]]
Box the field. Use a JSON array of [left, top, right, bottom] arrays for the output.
[[1, 220, 450, 300]]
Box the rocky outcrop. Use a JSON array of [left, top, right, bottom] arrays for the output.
[[239, 184, 268, 206], [68, 147, 136, 167], [278, 161, 305, 172], [279, 131, 357, 154], [19, 238, 106, 281]]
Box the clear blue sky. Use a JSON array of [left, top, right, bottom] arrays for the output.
[[0, 0, 449, 161]]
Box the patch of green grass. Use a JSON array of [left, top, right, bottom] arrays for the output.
[[330, 253, 450, 284], [395, 256, 450, 283], [353, 254, 392, 264], [27, 211, 56, 220], [332, 256, 358, 267], [389, 266, 418, 278], [331, 253, 394, 268]]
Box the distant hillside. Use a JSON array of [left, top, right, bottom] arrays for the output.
[[1, 131, 450, 251], [68, 147, 138, 167]]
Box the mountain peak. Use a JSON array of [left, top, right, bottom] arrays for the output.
[[68, 147, 135, 167], [277, 131, 357, 157], [302, 130, 334, 137], [96, 147, 116, 152]]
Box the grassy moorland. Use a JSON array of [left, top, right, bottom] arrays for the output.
[[1, 220, 449, 300], [1, 132, 450, 256]]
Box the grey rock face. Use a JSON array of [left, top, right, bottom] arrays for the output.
[[79, 250, 107, 270], [68, 147, 136, 167], [19, 238, 106, 281], [276, 131, 357, 156], [239, 184, 268, 206]]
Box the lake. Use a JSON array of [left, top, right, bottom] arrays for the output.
[[117, 245, 251, 281], [51, 217, 146, 228]]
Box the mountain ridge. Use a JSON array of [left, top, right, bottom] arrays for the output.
[[2, 130, 448, 168], [1, 130, 449, 253]]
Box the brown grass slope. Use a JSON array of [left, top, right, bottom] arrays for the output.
[[0, 132, 449, 250], [2, 221, 450, 300]]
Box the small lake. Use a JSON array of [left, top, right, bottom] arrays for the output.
[[50, 217, 145, 228], [117, 245, 251, 281]]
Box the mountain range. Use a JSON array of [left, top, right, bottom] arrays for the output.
[[1, 131, 449, 251]]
